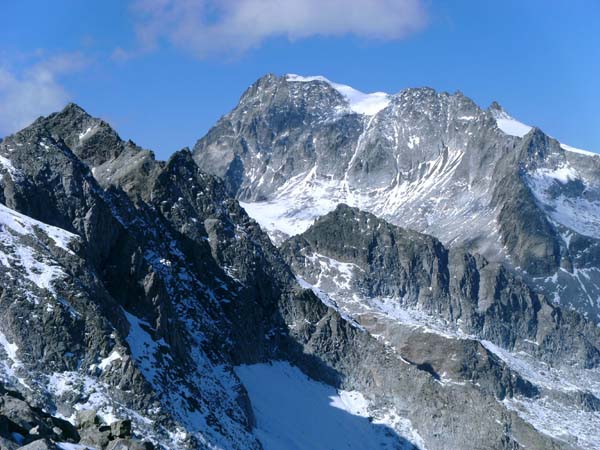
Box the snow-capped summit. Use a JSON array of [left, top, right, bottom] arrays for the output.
[[489, 101, 599, 157], [195, 74, 600, 324], [285, 74, 391, 115]]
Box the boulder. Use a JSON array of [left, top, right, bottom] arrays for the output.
[[78, 426, 111, 449], [75, 410, 101, 429], [17, 438, 58, 450]]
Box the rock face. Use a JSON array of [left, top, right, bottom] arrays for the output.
[[0, 106, 265, 449], [282, 204, 600, 368], [0, 96, 598, 449], [193, 74, 600, 322]]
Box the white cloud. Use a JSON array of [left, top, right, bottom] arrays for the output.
[[129, 0, 428, 58], [0, 52, 88, 136]]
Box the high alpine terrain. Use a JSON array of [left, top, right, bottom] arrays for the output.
[[0, 74, 598, 450], [195, 74, 600, 323]]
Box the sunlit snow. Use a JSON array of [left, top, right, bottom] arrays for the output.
[[57, 443, 99, 450], [491, 108, 532, 137], [527, 165, 600, 239], [561, 143, 599, 157], [491, 108, 599, 157], [98, 350, 122, 371], [0, 331, 19, 362], [0, 202, 76, 253], [241, 146, 475, 242]]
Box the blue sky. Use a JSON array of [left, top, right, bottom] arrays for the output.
[[1, 0, 599, 159]]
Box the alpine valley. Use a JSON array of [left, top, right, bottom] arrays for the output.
[[0, 73, 599, 450]]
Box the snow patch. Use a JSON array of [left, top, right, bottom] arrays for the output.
[[57, 443, 99, 450], [503, 396, 600, 450], [491, 108, 532, 137], [527, 166, 600, 239], [0, 331, 19, 361], [0, 204, 80, 305], [122, 310, 162, 384], [0, 330, 27, 389], [78, 125, 99, 142], [534, 165, 579, 184], [0, 155, 19, 177], [0, 203, 76, 253], [10, 245, 65, 293], [235, 361, 420, 450], [561, 143, 599, 157], [46, 370, 130, 426], [98, 351, 122, 371], [240, 200, 314, 241], [491, 108, 598, 158], [304, 252, 361, 291]]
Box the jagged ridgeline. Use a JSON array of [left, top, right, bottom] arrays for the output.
[[0, 74, 596, 450]]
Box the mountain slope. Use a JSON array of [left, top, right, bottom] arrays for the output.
[[280, 204, 600, 449], [193, 73, 600, 322], [0, 107, 264, 448], [0, 104, 585, 449]]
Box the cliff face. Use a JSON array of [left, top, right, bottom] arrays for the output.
[[282, 204, 600, 368]]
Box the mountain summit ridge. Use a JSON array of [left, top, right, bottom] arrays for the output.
[[194, 73, 600, 322]]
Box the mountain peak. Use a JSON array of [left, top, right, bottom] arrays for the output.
[[28, 103, 129, 168], [489, 100, 503, 112], [41, 102, 101, 132], [61, 101, 90, 116], [166, 147, 195, 168]]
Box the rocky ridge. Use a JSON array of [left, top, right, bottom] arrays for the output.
[[280, 205, 600, 449]]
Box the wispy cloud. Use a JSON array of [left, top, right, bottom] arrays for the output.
[[125, 0, 428, 59], [0, 52, 89, 135]]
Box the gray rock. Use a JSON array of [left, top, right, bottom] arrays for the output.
[[0, 435, 20, 450], [75, 410, 101, 429], [78, 426, 111, 449], [17, 438, 58, 450], [281, 204, 600, 368]]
